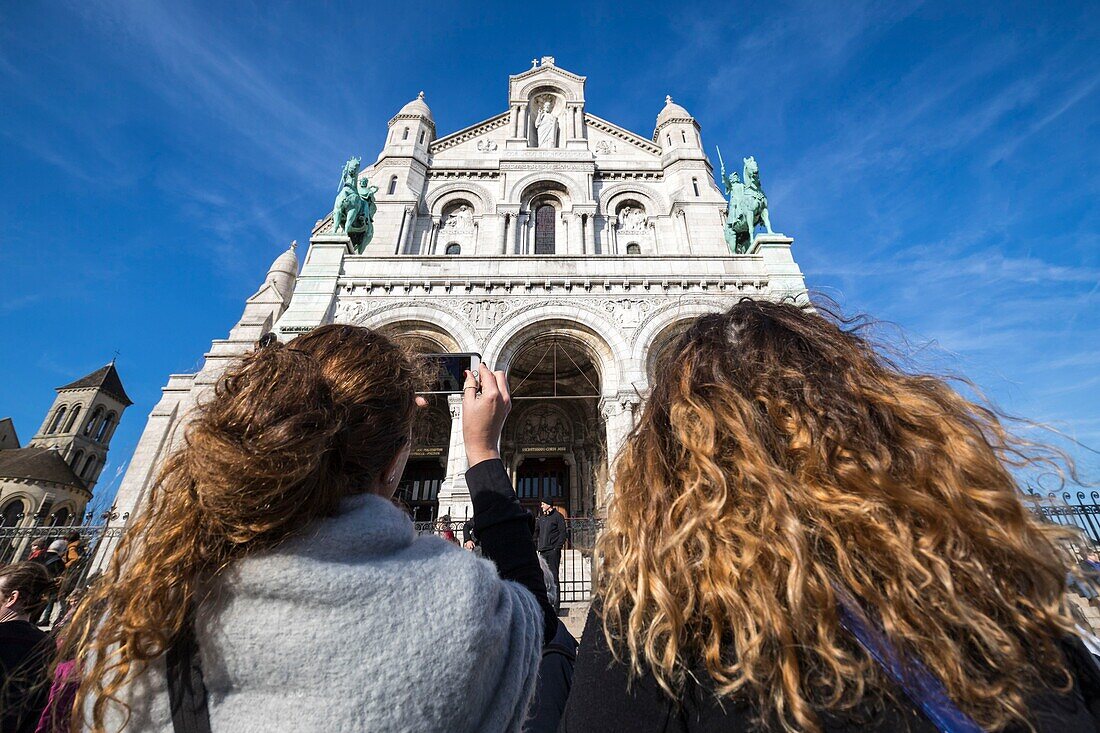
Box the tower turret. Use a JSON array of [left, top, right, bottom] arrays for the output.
[[653, 95, 702, 153], [382, 91, 435, 166], [265, 239, 299, 306]]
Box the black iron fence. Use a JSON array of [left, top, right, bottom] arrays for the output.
[[413, 517, 605, 603], [0, 524, 124, 589], [1024, 491, 1100, 552]]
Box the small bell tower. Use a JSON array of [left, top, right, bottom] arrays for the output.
[[30, 362, 132, 493]]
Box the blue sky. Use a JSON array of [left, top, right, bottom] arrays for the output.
[[1, 0, 1097, 505]]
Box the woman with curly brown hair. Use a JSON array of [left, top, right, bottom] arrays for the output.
[[563, 299, 1100, 732], [60, 324, 554, 732]]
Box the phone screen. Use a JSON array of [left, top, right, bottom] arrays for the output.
[[420, 353, 482, 394]]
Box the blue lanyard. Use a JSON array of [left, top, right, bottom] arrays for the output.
[[833, 585, 985, 733]]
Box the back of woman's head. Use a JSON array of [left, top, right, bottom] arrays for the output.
[[67, 324, 426, 730], [599, 297, 1075, 731], [0, 562, 52, 618]]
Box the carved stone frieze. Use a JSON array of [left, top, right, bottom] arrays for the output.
[[603, 298, 653, 329]]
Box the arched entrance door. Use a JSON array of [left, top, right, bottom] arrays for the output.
[[502, 336, 603, 516], [382, 322, 457, 521]]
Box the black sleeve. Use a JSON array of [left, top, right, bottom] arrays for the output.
[[466, 458, 558, 644], [461, 519, 474, 545]]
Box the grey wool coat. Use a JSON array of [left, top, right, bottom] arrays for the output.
[[101, 493, 544, 733]]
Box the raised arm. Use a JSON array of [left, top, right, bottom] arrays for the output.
[[462, 364, 559, 643]]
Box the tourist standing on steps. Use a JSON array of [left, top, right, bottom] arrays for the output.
[[563, 299, 1100, 732], [0, 562, 56, 733], [536, 500, 566, 612], [31, 540, 66, 627], [60, 325, 554, 733]]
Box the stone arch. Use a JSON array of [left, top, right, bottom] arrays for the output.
[[425, 181, 493, 215], [632, 301, 728, 366], [348, 307, 479, 354], [485, 308, 627, 397], [0, 492, 36, 525], [508, 171, 584, 208], [516, 79, 579, 103], [598, 182, 670, 216]]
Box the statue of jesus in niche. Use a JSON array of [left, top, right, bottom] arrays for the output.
[[535, 100, 558, 148]]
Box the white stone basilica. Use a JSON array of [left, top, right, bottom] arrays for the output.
[[108, 58, 806, 536]]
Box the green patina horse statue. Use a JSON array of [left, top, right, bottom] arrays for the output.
[[331, 157, 378, 254], [721, 155, 773, 254]]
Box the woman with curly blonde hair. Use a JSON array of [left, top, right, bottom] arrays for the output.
[[60, 324, 554, 732], [563, 298, 1100, 732]]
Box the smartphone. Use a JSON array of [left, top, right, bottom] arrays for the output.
[[419, 353, 482, 394]]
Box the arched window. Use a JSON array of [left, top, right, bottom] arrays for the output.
[[82, 455, 97, 480], [692, 177, 700, 197], [52, 508, 71, 527], [402, 127, 410, 140], [48, 406, 68, 434], [387, 176, 398, 196], [445, 243, 461, 255], [71, 450, 84, 469], [534, 204, 556, 255], [1, 500, 25, 527], [626, 243, 642, 254], [64, 405, 81, 433], [95, 413, 116, 442], [681, 130, 687, 143], [84, 406, 103, 436], [666, 134, 672, 146], [418, 130, 425, 144]]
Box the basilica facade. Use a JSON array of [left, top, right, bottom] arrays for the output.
[[108, 58, 806, 533]]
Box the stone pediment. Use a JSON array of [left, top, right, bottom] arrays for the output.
[[509, 58, 586, 102], [585, 114, 662, 157], [429, 111, 511, 155]]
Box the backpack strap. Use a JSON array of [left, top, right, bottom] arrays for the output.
[[833, 585, 984, 733], [165, 614, 212, 733]]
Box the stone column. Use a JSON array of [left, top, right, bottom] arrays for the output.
[[400, 206, 416, 254], [567, 213, 582, 255], [584, 214, 596, 255], [608, 215, 619, 255], [517, 212, 528, 255], [674, 209, 692, 253], [501, 213, 512, 255], [647, 219, 659, 255], [436, 394, 472, 521], [428, 217, 442, 255], [472, 220, 480, 254]]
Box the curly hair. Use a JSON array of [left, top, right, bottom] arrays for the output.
[[597, 298, 1077, 731], [62, 324, 427, 731]]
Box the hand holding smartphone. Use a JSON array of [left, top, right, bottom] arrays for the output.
[[419, 353, 482, 394]]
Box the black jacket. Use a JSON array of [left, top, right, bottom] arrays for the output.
[[562, 606, 1100, 732], [523, 619, 579, 733], [0, 619, 54, 733], [535, 509, 566, 553], [466, 459, 558, 644]]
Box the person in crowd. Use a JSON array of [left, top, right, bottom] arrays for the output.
[[535, 500, 566, 613], [61, 325, 555, 732], [563, 299, 1100, 732], [31, 540, 67, 627], [60, 532, 83, 572], [0, 561, 56, 733], [26, 538, 48, 562], [523, 556, 578, 733], [439, 514, 459, 544], [57, 532, 86, 607], [462, 518, 481, 554]]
